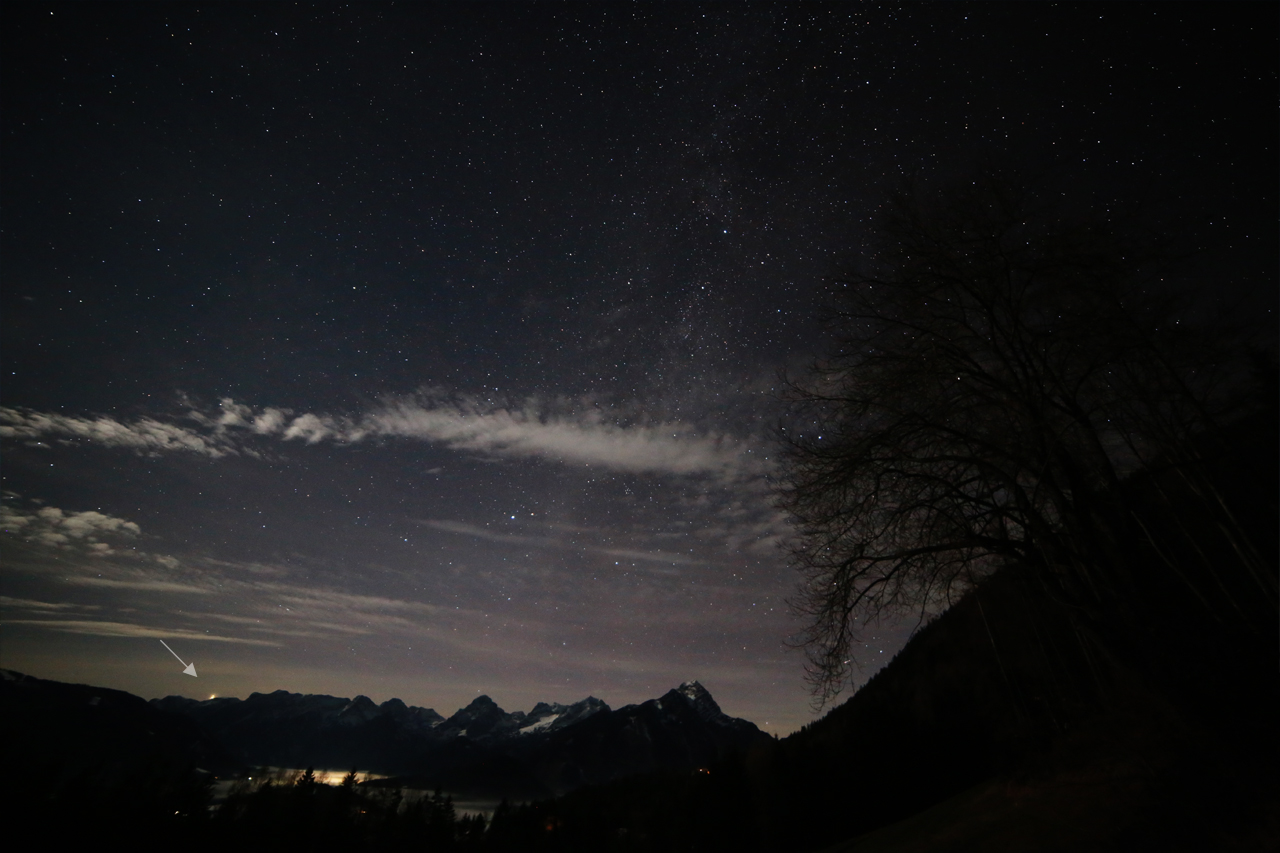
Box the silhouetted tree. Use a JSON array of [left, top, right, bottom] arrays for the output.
[[457, 812, 487, 848], [424, 787, 458, 848], [780, 171, 1275, 704]]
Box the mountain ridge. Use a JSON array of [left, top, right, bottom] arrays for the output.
[[149, 677, 766, 797]]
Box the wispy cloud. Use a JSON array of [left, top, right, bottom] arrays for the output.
[[0, 596, 98, 612], [0, 407, 229, 456], [217, 394, 763, 479], [352, 396, 761, 479], [2, 396, 773, 481], [417, 519, 552, 546], [262, 586, 452, 616], [598, 547, 701, 567], [255, 587, 491, 640], [64, 577, 212, 595], [419, 518, 703, 567], [1, 619, 280, 645]]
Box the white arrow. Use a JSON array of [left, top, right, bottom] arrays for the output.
[[159, 639, 198, 677]]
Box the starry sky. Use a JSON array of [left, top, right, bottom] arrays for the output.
[[1, 3, 1274, 734]]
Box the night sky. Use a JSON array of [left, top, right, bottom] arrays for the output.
[[2, 3, 1274, 734]]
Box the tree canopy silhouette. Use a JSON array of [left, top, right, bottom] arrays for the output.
[[779, 172, 1274, 704]]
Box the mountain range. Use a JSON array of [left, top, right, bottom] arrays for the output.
[[148, 679, 768, 798]]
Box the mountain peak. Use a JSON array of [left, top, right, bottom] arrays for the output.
[[464, 694, 499, 711], [660, 681, 724, 723], [678, 680, 709, 700], [440, 694, 509, 738], [337, 695, 379, 725]]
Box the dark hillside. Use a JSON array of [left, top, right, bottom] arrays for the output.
[[0, 669, 237, 842], [756, 571, 1080, 849], [760, 574, 1277, 852], [758, 401, 1280, 851]]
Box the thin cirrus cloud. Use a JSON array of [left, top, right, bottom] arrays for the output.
[[417, 518, 704, 567], [0, 619, 281, 646], [63, 577, 213, 595], [0, 595, 98, 612], [417, 518, 553, 547], [2, 397, 772, 480]]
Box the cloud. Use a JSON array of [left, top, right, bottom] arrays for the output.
[[416, 519, 554, 546], [0, 596, 98, 612], [0, 407, 229, 456], [199, 613, 272, 625], [64, 577, 212, 595], [598, 547, 701, 567], [2, 394, 775, 481], [0, 619, 281, 645], [209, 395, 774, 481], [283, 412, 343, 443], [418, 518, 702, 566], [357, 396, 759, 479], [1, 502, 141, 553], [227, 583, 444, 634], [212, 400, 289, 435]]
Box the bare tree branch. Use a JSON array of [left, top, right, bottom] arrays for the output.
[[778, 172, 1272, 705]]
